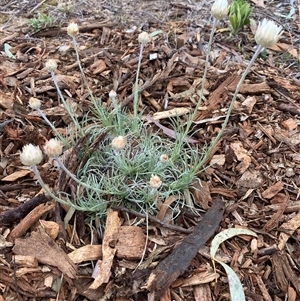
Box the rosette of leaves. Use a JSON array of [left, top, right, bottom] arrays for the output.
[[228, 0, 253, 36]]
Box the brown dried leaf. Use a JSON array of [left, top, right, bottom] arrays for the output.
[[146, 199, 225, 300]]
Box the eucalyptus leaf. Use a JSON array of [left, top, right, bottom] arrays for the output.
[[217, 261, 246, 301], [210, 228, 257, 301], [149, 30, 163, 38], [4, 43, 16, 60], [210, 228, 257, 262]]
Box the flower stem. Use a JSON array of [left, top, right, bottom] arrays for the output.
[[32, 164, 80, 208], [71, 36, 96, 102], [133, 43, 144, 131], [183, 18, 218, 138], [199, 44, 263, 165], [36, 108, 70, 147], [50, 71, 84, 136]]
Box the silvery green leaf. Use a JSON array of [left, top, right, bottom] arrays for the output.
[[4, 43, 16, 60]]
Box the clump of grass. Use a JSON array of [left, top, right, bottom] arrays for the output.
[[76, 108, 203, 217], [23, 7, 282, 221]]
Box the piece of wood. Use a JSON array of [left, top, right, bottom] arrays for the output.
[[68, 245, 103, 264], [13, 255, 38, 268], [13, 227, 77, 280], [146, 198, 225, 300], [89, 209, 121, 289], [0, 194, 47, 226], [8, 202, 55, 241], [116, 226, 146, 260]]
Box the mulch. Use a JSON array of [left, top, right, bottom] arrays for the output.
[[0, 3, 300, 301]]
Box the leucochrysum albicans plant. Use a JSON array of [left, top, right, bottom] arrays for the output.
[[21, 5, 282, 218]]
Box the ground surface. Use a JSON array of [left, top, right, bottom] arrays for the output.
[[1, 0, 300, 300]]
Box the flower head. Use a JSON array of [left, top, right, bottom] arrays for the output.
[[29, 97, 41, 110], [67, 22, 79, 36], [211, 0, 229, 20], [109, 90, 117, 99], [44, 138, 63, 158], [160, 154, 169, 163], [111, 136, 126, 151], [20, 144, 43, 166], [138, 32, 151, 45], [149, 174, 162, 189], [45, 59, 58, 72], [255, 19, 282, 48]]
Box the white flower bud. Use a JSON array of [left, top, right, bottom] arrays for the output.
[[211, 0, 229, 20], [138, 32, 151, 45], [20, 144, 43, 166], [29, 97, 41, 110], [44, 138, 63, 158], [109, 90, 117, 99], [111, 136, 126, 151], [67, 22, 79, 36], [149, 174, 162, 189], [45, 59, 57, 72], [255, 19, 282, 48], [160, 154, 169, 163]]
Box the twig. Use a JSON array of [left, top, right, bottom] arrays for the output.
[[27, 0, 48, 15], [111, 206, 193, 234]]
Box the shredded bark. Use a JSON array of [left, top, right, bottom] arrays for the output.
[[146, 198, 225, 300]]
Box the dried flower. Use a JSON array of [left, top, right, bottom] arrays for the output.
[[160, 154, 169, 163], [44, 138, 63, 158], [138, 32, 151, 45], [149, 174, 162, 189], [211, 0, 229, 20], [111, 136, 126, 151], [20, 144, 43, 166], [29, 97, 41, 110], [45, 59, 57, 72], [67, 22, 79, 36], [255, 19, 282, 48]]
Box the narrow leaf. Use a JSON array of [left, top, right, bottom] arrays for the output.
[[217, 261, 246, 301], [210, 228, 257, 260], [4, 43, 16, 60]]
